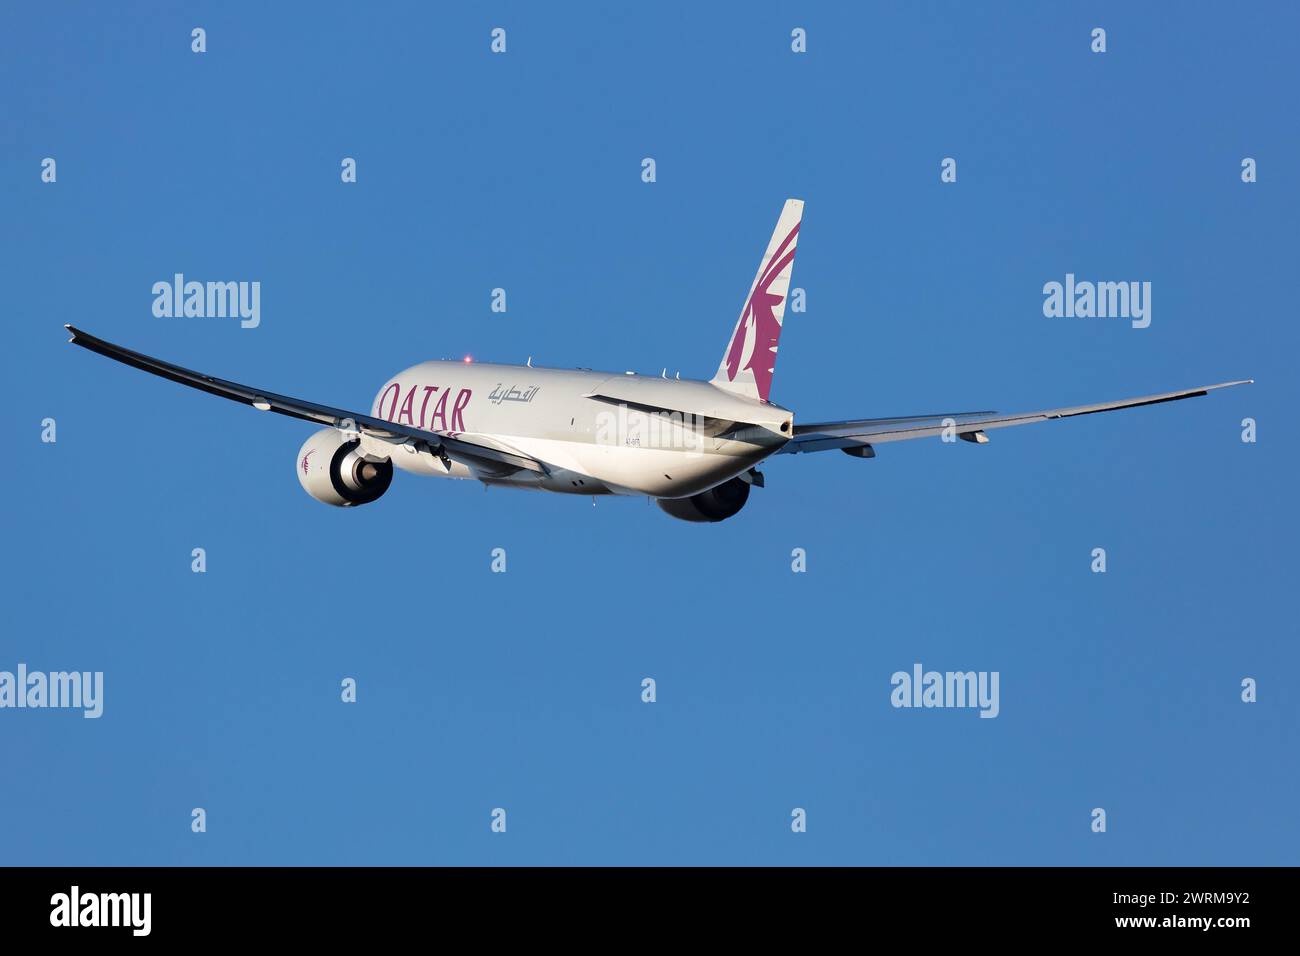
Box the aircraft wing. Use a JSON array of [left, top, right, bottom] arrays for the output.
[[64, 325, 549, 475], [780, 380, 1253, 454]]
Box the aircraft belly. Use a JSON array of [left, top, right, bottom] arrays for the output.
[[507, 435, 766, 497]]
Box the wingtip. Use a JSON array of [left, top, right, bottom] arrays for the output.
[[1208, 378, 1254, 390]]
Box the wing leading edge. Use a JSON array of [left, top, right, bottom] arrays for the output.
[[780, 380, 1253, 454], [64, 325, 548, 475]]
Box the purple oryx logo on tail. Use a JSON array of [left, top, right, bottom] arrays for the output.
[[712, 199, 804, 404]]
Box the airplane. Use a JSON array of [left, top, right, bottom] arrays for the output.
[[66, 199, 1252, 522]]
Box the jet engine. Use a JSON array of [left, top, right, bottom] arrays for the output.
[[296, 429, 393, 507], [656, 476, 751, 523]]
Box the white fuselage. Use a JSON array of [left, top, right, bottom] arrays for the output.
[[361, 361, 793, 498]]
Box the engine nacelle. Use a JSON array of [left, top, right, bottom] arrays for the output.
[[656, 476, 751, 523], [296, 429, 393, 507]]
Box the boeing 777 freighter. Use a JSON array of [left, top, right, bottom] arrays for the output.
[[67, 199, 1251, 521]]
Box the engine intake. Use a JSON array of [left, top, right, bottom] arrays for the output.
[[296, 429, 393, 507], [656, 476, 751, 523]]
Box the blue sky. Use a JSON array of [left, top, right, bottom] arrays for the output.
[[2, 2, 1296, 865]]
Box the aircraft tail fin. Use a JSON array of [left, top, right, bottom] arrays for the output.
[[710, 198, 803, 403]]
